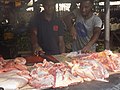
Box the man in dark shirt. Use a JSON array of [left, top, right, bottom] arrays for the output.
[[30, 0, 65, 55]]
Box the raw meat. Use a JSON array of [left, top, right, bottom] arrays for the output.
[[66, 59, 109, 82], [29, 59, 109, 89], [78, 50, 120, 72], [0, 70, 28, 90], [29, 67, 54, 89]]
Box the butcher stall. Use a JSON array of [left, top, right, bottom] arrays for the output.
[[0, 0, 120, 89], [0, 50, 120, 90]]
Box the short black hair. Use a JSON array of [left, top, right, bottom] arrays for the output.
[[80, 0, 94, 4], [41, 0, 56, 5]]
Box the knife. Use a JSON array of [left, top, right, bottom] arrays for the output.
[[36, 51, 59, 63]]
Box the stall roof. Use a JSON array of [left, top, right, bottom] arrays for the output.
[[0, 0, 119, 4]]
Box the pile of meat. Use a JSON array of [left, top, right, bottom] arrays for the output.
[[0, 57, 27, 73], [0, 50, 120, 89], [77, 50, 120, 72], [0, 57, 30, 90], [29, 59, 109, 89]]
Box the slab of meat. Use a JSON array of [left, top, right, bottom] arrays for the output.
[[66, 59, 109, 82], [29, 67, 54, 89], [14, 57, 26, 65], [0, 70, 28, 90], [0, 57, 28, 73], [29, 60, 83, 89], [79, 50, 120, 72], [29, 74, 54, 89], [52, 67, 83, 88], [17, 70, 31, 80], [29, 59, 109, 89]]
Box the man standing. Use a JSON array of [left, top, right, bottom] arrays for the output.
[[30, 0, 65, 55], [67, 0, 102, 52]]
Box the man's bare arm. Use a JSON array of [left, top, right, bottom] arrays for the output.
[[31, 28, 41, 52], [59, 36, 65, 53], [82, 27, 101, 52]]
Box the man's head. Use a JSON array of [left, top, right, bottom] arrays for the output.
[[42, 0, 56, 15], [80, 0, 93, 17]]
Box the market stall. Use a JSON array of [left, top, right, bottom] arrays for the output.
[[0, 0, 120, 90]]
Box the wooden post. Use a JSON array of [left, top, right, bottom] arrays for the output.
[[104, 0, 110, 50], [33, 0, 35, 15]]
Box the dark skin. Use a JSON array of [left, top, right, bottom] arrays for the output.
[[64, 0, 101, 53], [31, 0, 65, 54]]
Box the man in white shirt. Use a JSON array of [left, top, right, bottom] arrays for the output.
[[65, 0, 102, 52]]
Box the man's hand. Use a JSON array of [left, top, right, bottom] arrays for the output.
[[34, 47, 45, 56], [81, 45, 91, 53]]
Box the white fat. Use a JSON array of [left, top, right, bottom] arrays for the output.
[[0, 76, 28, 90]]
